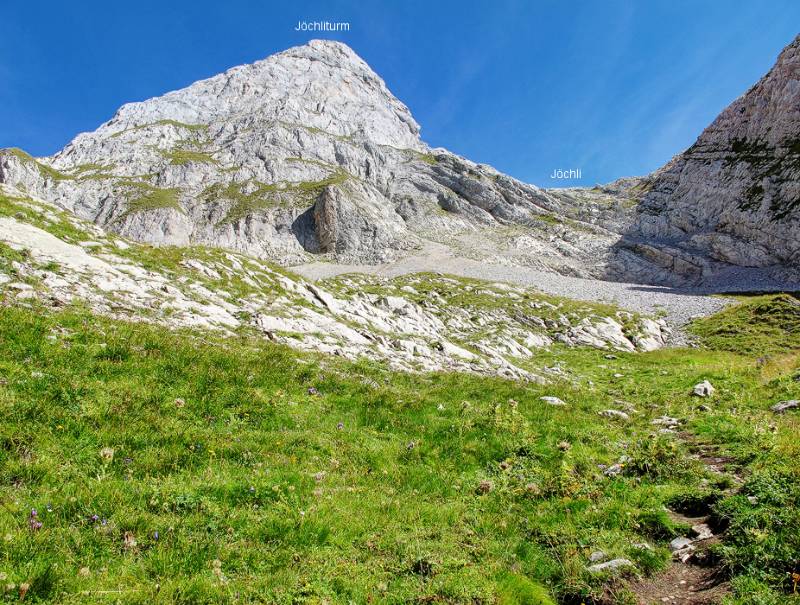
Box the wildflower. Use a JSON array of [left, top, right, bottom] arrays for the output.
[[90, 514, 99, 523], [248, 486, 255, 494], [307, 387, 318, 396], [29, 509, 42, 531], [336, 422, 344, 431], [153, 531, 159, 540], [476, 480, 493, 495], [525, 483, 542, 496], [406, 441, 416, 451], [99, 447, 114, 462]]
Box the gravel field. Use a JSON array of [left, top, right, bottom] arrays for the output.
[[293, 243, 735, 330]]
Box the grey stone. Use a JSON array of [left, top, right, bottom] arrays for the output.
[[599, 409, 630, 421], [771, 400, 798, 413], [588, 551, 607, 563], [691, 523, 713, 540], [586, 558, 634, 574], [670, 537, 693, 552], [692, 380, 715, 397]]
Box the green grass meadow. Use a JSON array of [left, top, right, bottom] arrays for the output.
[[0, 295, 798, 604]]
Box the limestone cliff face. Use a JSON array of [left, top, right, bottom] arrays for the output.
[[615, 35, 800, 285], [0, 40, 630, 275], [2, 37, 798, 287]]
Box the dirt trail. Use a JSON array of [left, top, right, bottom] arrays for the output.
[[627, 437, 739, 604]]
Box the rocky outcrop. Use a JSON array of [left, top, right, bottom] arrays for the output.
[[613, 35, 800, 286], [0, 185, 671, 382]]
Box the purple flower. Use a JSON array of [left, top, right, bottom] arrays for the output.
[[90, 514, 99, 523], [153, 531, 159, 540], [101, 518, 108, 526], [29, 510, 42, 531]]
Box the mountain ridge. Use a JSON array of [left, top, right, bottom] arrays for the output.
[[1, 36, 798, 288]]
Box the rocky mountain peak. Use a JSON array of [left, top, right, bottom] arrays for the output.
[[75, 39, 422, 152]]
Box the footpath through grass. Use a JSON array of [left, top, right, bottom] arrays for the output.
[[0, 295, 797, 604]]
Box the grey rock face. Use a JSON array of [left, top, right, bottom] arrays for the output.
[[588, 550, 608, 563], [599, 409, 630, 421], [0, 40, 630, 276], [670, 537, 693, 552], [2, 37, 796, 289], [614, 35, 800, 286]]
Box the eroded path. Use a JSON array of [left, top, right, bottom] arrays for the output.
[[627, 435, 741, 604]]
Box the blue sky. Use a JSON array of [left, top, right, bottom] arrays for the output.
[[1, 1, 798, 186]]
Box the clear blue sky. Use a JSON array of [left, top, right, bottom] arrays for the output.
[[1, 1, 798, 186]]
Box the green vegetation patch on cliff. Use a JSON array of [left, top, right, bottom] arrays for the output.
[[110, 119, 209, 139], [205, 168, 350, 224], [117, 182, 182, 220], [162, 149, 219, 166]]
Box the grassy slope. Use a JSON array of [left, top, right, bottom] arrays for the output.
[[0, 294, 797, 604]]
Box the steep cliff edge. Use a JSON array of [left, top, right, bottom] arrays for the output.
[[613, 35, 800, 286]]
